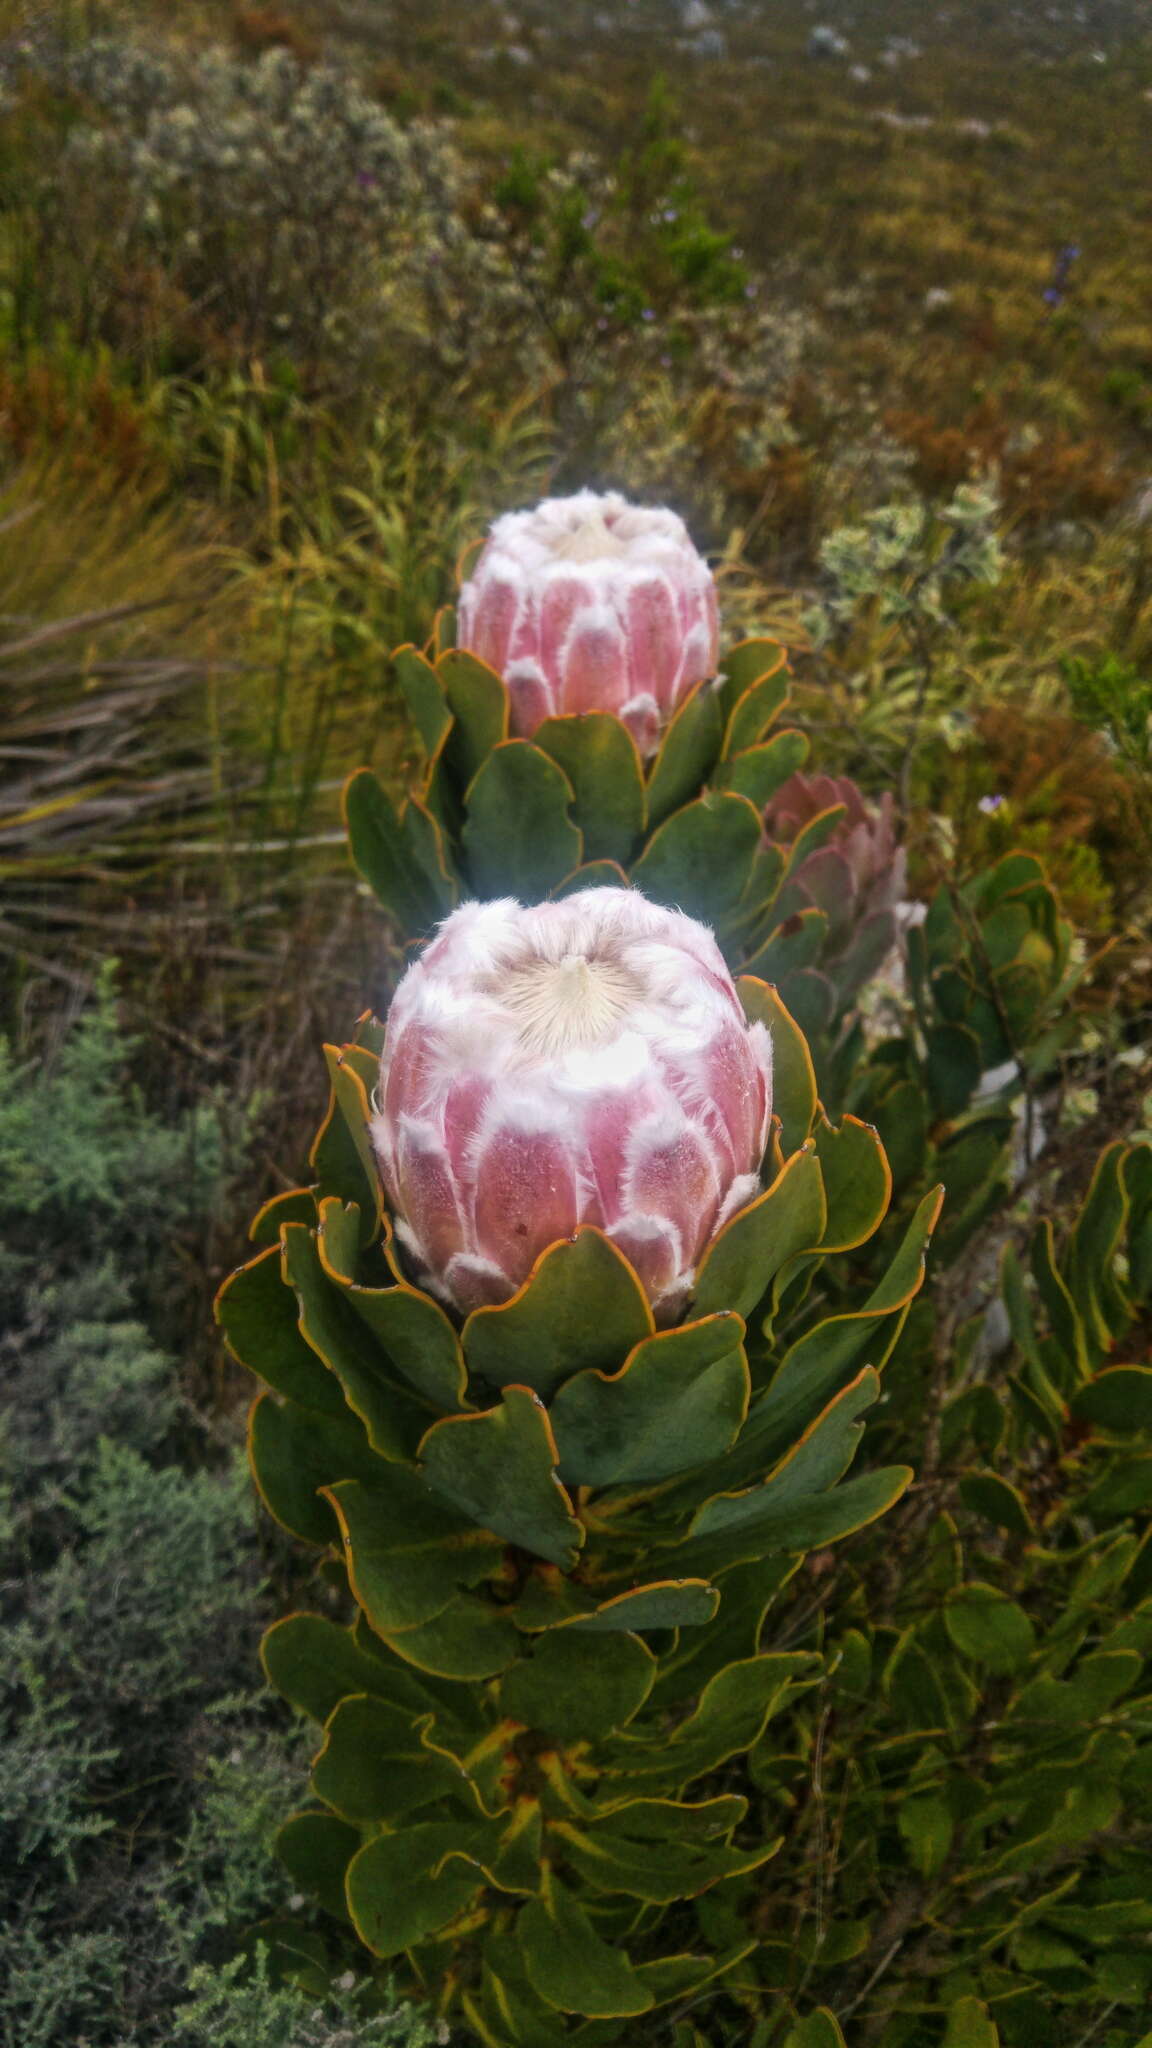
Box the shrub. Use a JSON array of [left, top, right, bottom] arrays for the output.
[[0, 978, 429, 2046]]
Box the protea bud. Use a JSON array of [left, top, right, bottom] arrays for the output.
[[765, 771, 909, 1010], [456, 489, 720, 758], [370, 887, 771, 1323]]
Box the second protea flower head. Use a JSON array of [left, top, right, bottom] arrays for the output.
[[456, 490, 720, 758], [765, 772, 909, 1011], [371, 887, 771, 1324]]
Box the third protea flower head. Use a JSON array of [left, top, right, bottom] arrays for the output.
[[456, 490, 720, 758], [371, 888, 771, 1324]]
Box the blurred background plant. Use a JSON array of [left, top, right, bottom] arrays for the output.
[[0, 980, 438, 2047]]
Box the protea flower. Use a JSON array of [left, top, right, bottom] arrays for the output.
[[764, 772, 909, 1012], [456, 490, 720, 758], [370, 887, 771, 1323]]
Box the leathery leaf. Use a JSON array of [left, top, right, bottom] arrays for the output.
[[282, 1222, 429, 1460], [549, 1312, 749, 1487], [346, 1821, 488, 1959], [317, 1199, 468, 1413], [631, 789, 762, 924], [323, 1470, 506, 1635], [498, 1629, 656, 1743], [312, 1694, 464, 1825], [462, 740, 582, 899], [418, 1386, 584, 1570], [532, 712, 646, 865], [737, 977, 818, 1158], [519, 1866, 656, 2017], [693, 1143, 826, 1320], [463, 1228, 653, 1402], [601, 1652, 821, 1790], [248, 1393, 380, 1547], [812, 1113, 893, 1250]]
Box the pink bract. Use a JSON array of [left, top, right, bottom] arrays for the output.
[[371, 888, 772, 1324], [456, 490, 720, 759]]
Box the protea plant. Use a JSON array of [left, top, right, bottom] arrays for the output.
[[218, 871, 941, 2043], [372, 888, 771, 1323], [456, 489, 720, 758], [760, 769, 910, 1037]]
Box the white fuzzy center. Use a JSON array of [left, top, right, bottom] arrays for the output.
[[551, 510, 630, 564], [497, 949, 642, 1055]]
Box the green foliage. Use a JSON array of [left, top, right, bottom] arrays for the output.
[[225, 981, 942, 2039], [0, 986, 428, 2048], [349, 636, 808, 966]]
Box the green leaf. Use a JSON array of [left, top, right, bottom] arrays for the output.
[[248, 1394, 379, 1546], [942, 1995, 1000, 2048], [533, 713, 646, 865], [547, 1582, 721, 1635], [419, 1387, 584, 1569], [309, 1047, 381, 1230], [248, 1186, 317, 1247], [1031, 1218, 1091, 1379], [743, 906, 828, 984], [313, 1695, 462, 1824], [260, 1613, 445, 1725], [1013, 1650, 1142, 1726], [737, 977, 817, 1156], [498, 1630, 656, 1742], [437, 647, 509, 787], [958, 1470, 1035, 1536], [1083, 1454, 1152, 1517], [925, 1022, 983, 1119], [377, 1589, 521, 1680], [688, 1369, 882, 1543], [781, 804, 848, 876], [713, 729, 809, 809], [324, 1472, 506, 1634], [549, 1313, 749, 1487], [645, 681, 724, 827], [346, 1822, 486, 1958], [550, 859, 630, 898], [1066, 1141, 1132, 1358], [462, 740, 583, 898], [551, 1814, 779, 1902], [681, 1463, 912, 1577], [519, 1867, 656, 2017], [782, 2013, 848, 2048], [718, 637, 789, 723], [276, 1811, 359, 1922], [631, 1941, 759, 2010], [631, 790, 762, 924], [812, 1113, 892, 1250], [944, 1581, 1036, 1674], [722, 657, 791, 753], [394, 644, 452, 758], [603, 1653, 820, 1789], [693, 1145, 825, 1319], [282, 1224, 428, 1460], [342, 769, 446, 931], [402, 798, 458, 917], [738, 1187, 942, 1461], [316, 1215, 468, 1412], [776, 966, 837, 1044], [898, 1792, 953, 1877], [216, 1244, 347, 1418], [1072, 1366, 1152, 1434], [463, 1228, 653, 1402]]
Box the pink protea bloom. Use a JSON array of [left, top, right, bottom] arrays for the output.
[[456, 490, 720, 758], [370, 888, 772, 1324], [764, 772, 910, 1011]]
